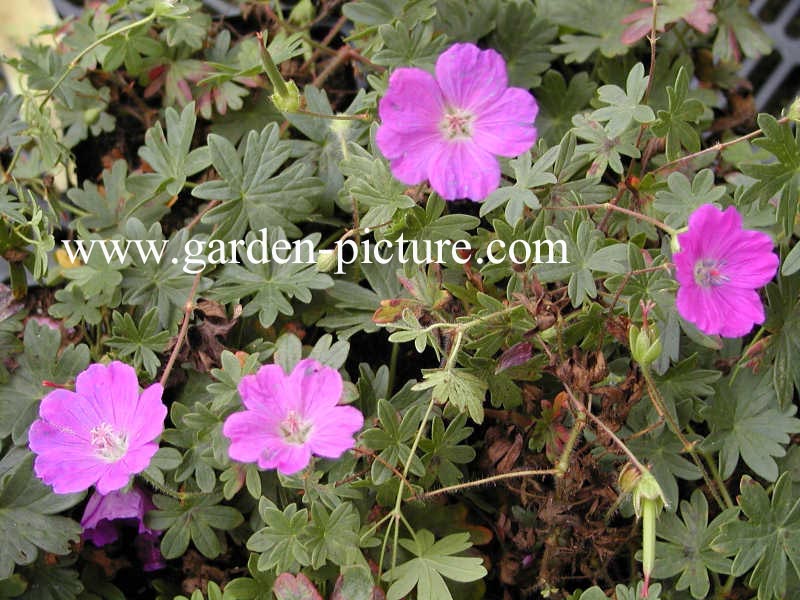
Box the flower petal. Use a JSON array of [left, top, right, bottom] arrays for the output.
[[376, 125, 443, 185], [238, 364, 297, 414], [223, 411, 281, 464], [472, 87, 538, 157], [273, 444, 312, 475], [428, 141, 500, 201], [307, 406, 363, 459], [75, 362, 139, 428], [291, 359, 343, 413], [677, 284, 764, 337], [435, 43, 507, 112], [33, 452, 108, 494], [377, 68, 444, 153], [127, 382, 166, 445]]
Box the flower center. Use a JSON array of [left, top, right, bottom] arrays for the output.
[[90, 422, 129, 462], [693, 259, 729, 288], [279, 410, 312, 445], [440, 108, 474, 140]]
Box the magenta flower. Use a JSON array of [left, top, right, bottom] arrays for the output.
[[673, 204, 779, 337], [223, 359, 364, 475], [28, 361, 167, 495], [376, 42, 538, 202], [81, 486, 155, 546]]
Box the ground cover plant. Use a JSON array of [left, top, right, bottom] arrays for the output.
[[0, 0, 799, 598]]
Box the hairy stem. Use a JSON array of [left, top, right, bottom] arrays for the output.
[[40, 12, 156, 109]]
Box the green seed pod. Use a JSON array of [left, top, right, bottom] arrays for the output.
[[271, 80, 301, 114], [629, 324, 662, 368], [315, 249, 338, 273], [789, 96, 800, 123]]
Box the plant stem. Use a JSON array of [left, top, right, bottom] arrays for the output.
[[640, 366, 727, 510], [388, 342, 400, 395], [138, 470, 206, 501], [556, 411, 586, 476], [413, 468, 559, 501], [159, 271, 203, 387], [40, 12, 157, 109], [544, 203, 678, 236], [562, 383, 649, 475], [651, 116, 791, 175]]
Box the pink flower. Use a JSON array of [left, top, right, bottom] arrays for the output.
[[81, 486, 155, 546], [376, 42, 538, 202], [223, 359, 364, 475], [673, 204, 779, 337], [28, 362, 167, 495]]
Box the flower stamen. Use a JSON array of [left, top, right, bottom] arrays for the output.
[[693, 259, 729, 288], [440, 108, 474, 140], [279, 410, 312, 445], [90, 422, 129, 462]]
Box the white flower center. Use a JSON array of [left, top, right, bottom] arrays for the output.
[[90, 422, 129, 462], [279, 410, 312, 445], [693, 259, 729, 288], [440, 108, 474, 140]]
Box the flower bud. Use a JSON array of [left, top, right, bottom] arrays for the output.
[[315, 249, 338, 273], [619, 465, 666, 599], [83, 107, 101, 125], [789, 96, 800, 123], [271, 80, 301, 114], [289, 0, 315, 26], [629, 324, 662, 368]]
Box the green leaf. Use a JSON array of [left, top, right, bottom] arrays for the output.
[[195, 124, 323, 240], [372, 22, 447, 69], [49, 286, 102, 327], [303, 502, 361, 569], [383, 530, 486, 600], [653, 169, 727, 228], [712, 0, 771, 62], [740, 114, 800, 236], [159, 1, 210, 50], [650, 67, 704, 161], [712, 474, 800, 600], [17, 558, 83, 600], [543, 0, 635, 62], [572, 114, 640, 177], [138, 102, 211, 196], [209, 229, 333, 328], [765, 275, 800, 407], [105, 308, 171, 378], [0, 94, 27, 150], [0, 320, 89, 443], [149, 493, 243, 560], [653, 489, 736, 599], [535, 217, 628, 307], [432, 0, 498, 42], [419, 413, 475, 487], [782, 243, 800, 276], [489, 0, 556, 88], [120, 221, 208, 328], [590, 63, 655, 136], [361, 399, 425, 484], [340, 141, 415, 230], [702, 371, 800, 481], [0, 452, 83, 579], [414, 368, 488, 424], [247, 498, 310, 573], [534, 72, 597, 145], [480, 148, 556, 224]]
